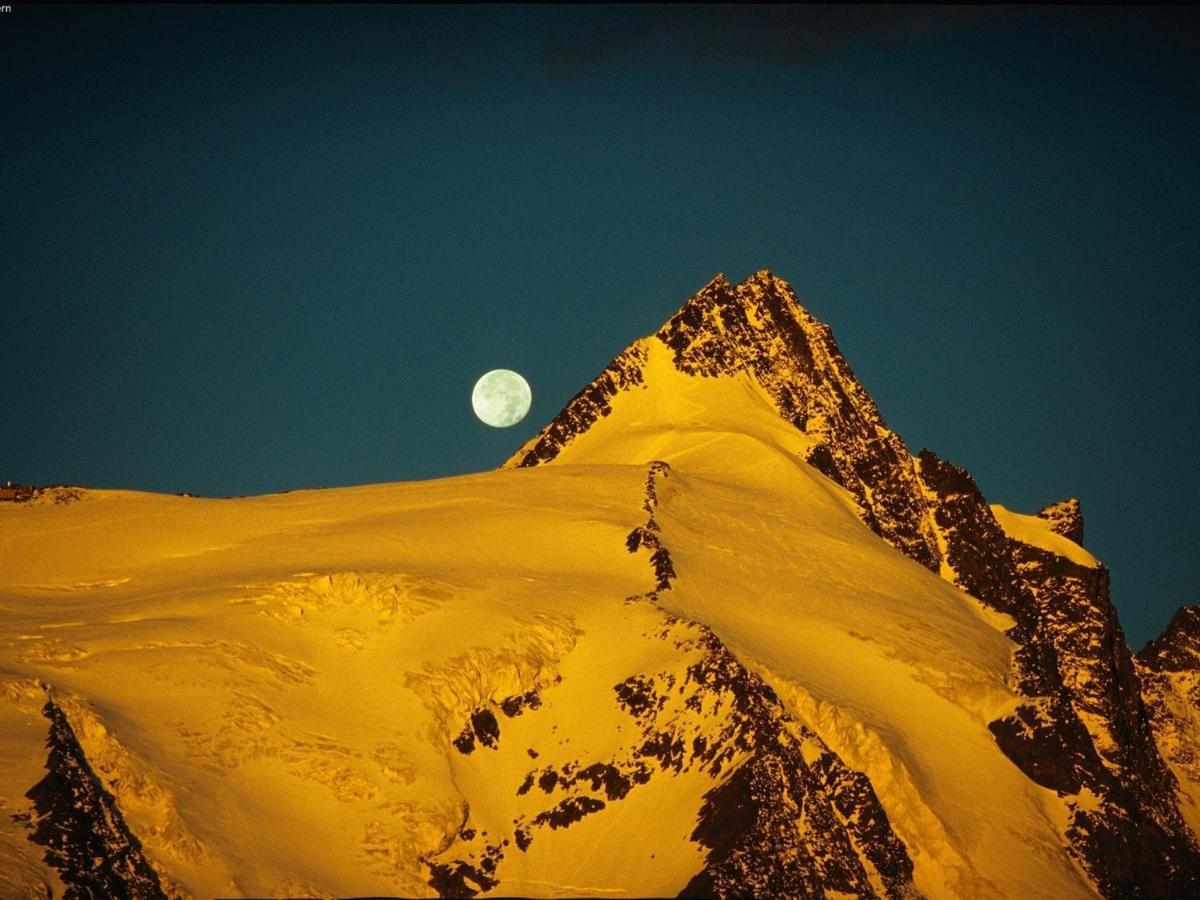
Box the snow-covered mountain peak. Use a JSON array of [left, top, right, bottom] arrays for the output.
[[654, 269, 872, 401], [509, 271, 941, 568], [504, 272, 1200, 896], [3, 271, 1199, 898]]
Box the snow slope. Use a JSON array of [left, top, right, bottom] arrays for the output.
[[0, 381, 1087, 898]]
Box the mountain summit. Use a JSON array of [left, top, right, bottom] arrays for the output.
[[1, 273, 1196, 898], [512, 271, 1200, 896], [509, 271, 939, 570]]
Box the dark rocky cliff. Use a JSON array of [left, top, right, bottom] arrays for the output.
[[1138, 605, 1200, 841], [23, 698, 166, 899]]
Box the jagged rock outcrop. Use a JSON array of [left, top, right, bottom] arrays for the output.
[[509, 341, 648, 469], [24, 698, 166, 899], [670, 620, 914, 900], [1038, 498, 1085, 545], [510, 270, 1200, 897], [918, 451, 1199, 895], [430, 609, 917, 899], [1142, 607, 1200, 673], [1138, 606, 1200, 822]]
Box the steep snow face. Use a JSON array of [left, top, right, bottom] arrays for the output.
[[640, 444, 1088, 899]]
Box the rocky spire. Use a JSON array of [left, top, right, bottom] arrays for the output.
[[1037, 498, 1085, 545], [1141, 605, 1200, 671], [1137, 605, 1200, 829]]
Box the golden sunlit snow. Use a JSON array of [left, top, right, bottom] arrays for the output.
[[2, 399, 1090, 896]]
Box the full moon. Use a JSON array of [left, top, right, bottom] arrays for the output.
[[471, 369, 532, 428]]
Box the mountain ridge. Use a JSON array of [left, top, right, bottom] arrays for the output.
[[509, 270, 1200, 896]]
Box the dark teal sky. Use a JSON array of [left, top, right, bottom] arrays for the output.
[[2, 5, 1197, 648]]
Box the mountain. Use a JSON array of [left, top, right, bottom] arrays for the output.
[[509, 270, 1200, 897], [1, 272, 1196, 898], [1137, 606, 1200, 838]]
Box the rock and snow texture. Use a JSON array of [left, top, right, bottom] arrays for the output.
[[432, 464, 915, 899], [0, 270, 1196, 898], [24, 695, 166, 899], [510, 272, 941, 571], [1036, 498, 1085, 546], [1138, 606, 1200, 836]]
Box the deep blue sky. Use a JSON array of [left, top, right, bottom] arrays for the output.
[[2, 5, 1197, 647]]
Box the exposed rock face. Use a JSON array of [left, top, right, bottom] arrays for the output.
[[998, 510, 1196, 895], [24, 698, 166, 899], [672, 622, 914, 900], [510, 271, 1200, 897], [1038, 498, 1085, 545], [914, 451, 1031, 621], [1142, 607, 1200, 672], [431, 612, 917, 899], [915, 446, 1199, 895], [882, 438, 1198, 896], [1138, 607, 1200, 820]]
